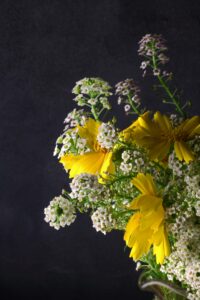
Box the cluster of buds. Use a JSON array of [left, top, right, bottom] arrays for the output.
[[72, 77, 112, 119], [115, 79, 141, 115], [138, 34, 169, 77], [54, 129, 88, 158], [63, 108, 89, 130]]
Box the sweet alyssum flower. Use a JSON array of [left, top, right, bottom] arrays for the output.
[[60, 118, 114, 182], [124, 173, 170, 264], [44, 196, 76, 230], [123, 111, 200, 163]]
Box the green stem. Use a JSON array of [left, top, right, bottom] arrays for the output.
[[139, 279, 187, 299], [127, 94, 140, 115], [91, 105, 99, 121], [108, 174, 134, 185], [157, 75, 185, 117], [151, 48, 185, 118]]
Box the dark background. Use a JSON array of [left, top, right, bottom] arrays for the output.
[[1, 0, 200, 299]]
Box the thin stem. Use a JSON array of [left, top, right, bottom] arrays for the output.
[[91, 105, 99, 121], [108, 174, 134, 185], [151, 47, 186, 118], [138, 277, 187, 299], [127, 94, 140, 115], [157, 75, 185, 117]]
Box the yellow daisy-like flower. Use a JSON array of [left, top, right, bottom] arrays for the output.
[[60, 118, 114, 182], [123, 111, 200, 163], [124, 173, 170, 264]]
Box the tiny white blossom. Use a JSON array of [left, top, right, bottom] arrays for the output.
[[97, 123, 117, 150], [91, 207, 116, 234], [44, 196, 76, 230], [124, 104, 130, 112]]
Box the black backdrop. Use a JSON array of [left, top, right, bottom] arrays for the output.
[[1, 0, 200, 299]]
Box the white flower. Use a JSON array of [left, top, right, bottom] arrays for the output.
[[97, 123, 117, 150], [100, 97, 111, 109], [120, 162, 132, 174], [72, 77, 112, 109], [69, 174, 109, 209], [91, 207, 116, 234], [162, 218, 200, 298], [168, 151, 184, 177], [54, 129, 89, 158], [195, 201, 200, 216], [121, 151, 130, 162], [120, 149, 145, 174], [63, 109, 88, 127], [44, 196, 76, 230], [124, 104, 130, 112], [88, 98, 97, 105]]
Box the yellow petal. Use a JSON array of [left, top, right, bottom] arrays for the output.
[[153, 226, 170, 264], [132, 112, 173, 161], [154, 111, 172, 133], [124, 213, 153, 261], [78, 118, 101, 150], [60, 154, 81, 172], [120, 112, 150, 142], [174, 141, 194, 163], [60, 151, 106, 178], [132, 173, 157, 196], [124, 172, 169, 263], [179, 116, 200, 138], [140, 204, 164, 231], [129, 230, 152, 261], [188, 123, 200, 138], [148, 140, 171, 161], [99, 152, 114, 183], [129, 195, 162, 212], [124, 213, 141, 246]]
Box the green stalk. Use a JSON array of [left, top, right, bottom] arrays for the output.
[[127, 94, 140, 115], [157, 75, 185, 117], [91, 105, 99, 121], [151, 47, 185, 118]]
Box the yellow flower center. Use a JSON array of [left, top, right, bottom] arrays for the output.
[[93, 141, 108, 153], [161, 127, 187, 143]]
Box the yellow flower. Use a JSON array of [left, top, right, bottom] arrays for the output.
[[124, 173, 170, 264], [123, 111, 200, 163], [60, 118, 114, 182]]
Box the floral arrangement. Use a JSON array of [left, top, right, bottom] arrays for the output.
[[44, 34, 200, 300]]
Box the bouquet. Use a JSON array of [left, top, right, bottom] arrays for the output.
[[44, 34, 200, 300]]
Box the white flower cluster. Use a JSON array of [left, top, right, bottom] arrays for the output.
[[191, 135, 200, 155], [138, 34, 169, 77], [168, 151, 185, 177], [116, 79, 140, 97], [138, 34, 168, 57], [195, 201, 200, 217], [138, 34, 171, 78], [91, 207, 116, 235], [161, 219, 200, 300], [185, 174, 200, 199], [54, 129, 88, 158], [44, 196, 76, 230], [72, 77, 112, 110], [169, 114, 184, 127], [69, 174, 109, 210], [115, 79, 141, 113], [97, 123, 118, 150], [120, 150, 145, 174], [63, 108, 88, 130]]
